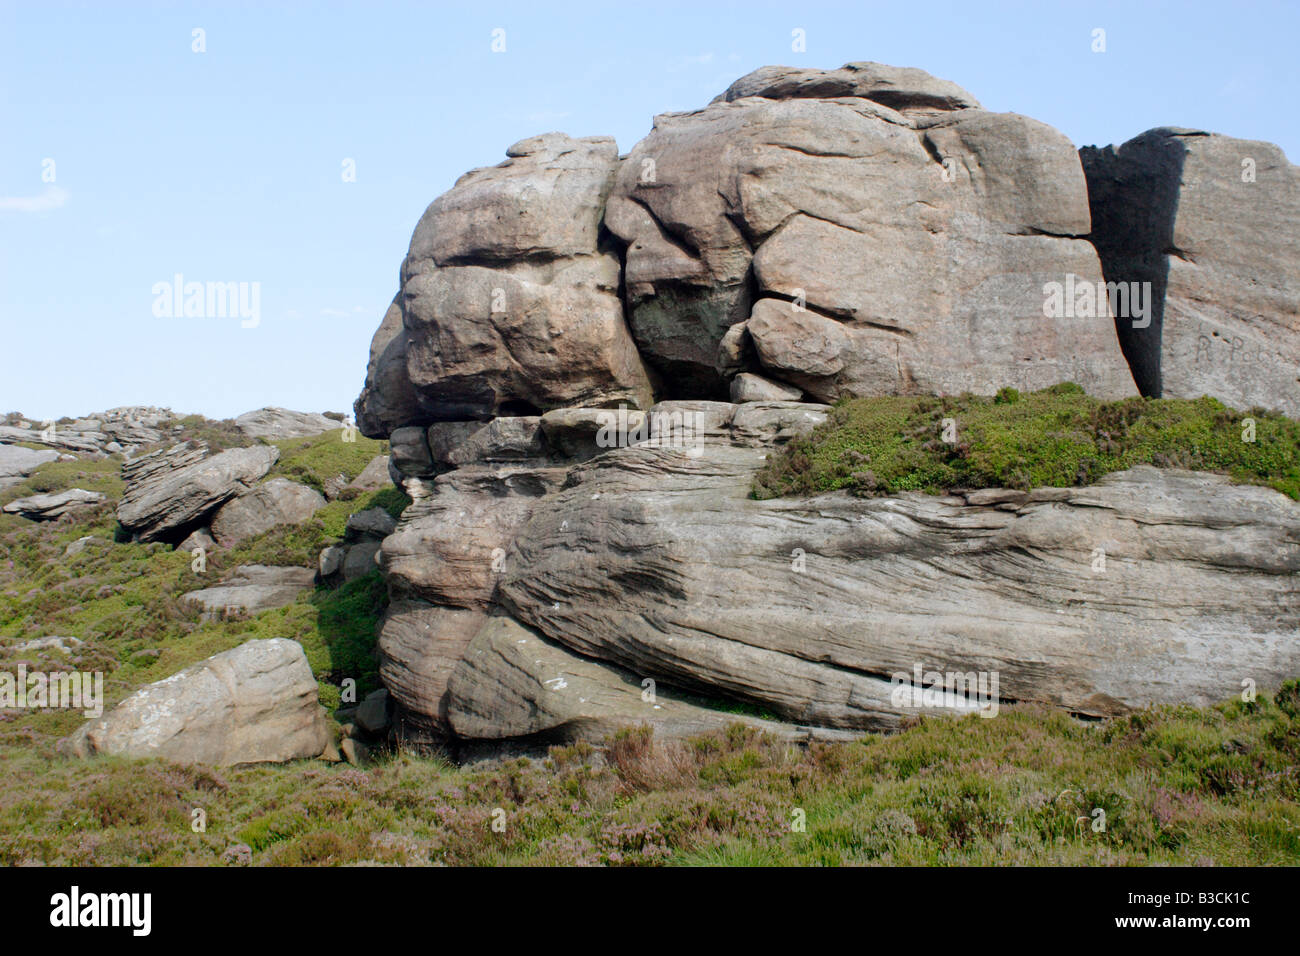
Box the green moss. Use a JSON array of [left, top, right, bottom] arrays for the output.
[[268, 431, 388, 495], [753, 385, 1300, 500]]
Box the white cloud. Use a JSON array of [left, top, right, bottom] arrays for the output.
[[320, 307, 350, 318], [0, 185, 69, 213]]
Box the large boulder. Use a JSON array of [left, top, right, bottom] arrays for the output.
[[234, 407, 339, 439], [116, 443, 279, 543], [63, 638, 329, 766], [1081, 129, 1300, 413], [210, 478, 326, 546], [354, 133, 655, 435], [604, 63, 1136, 399]]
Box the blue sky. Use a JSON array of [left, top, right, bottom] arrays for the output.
[[3, 0, 1297, 421]]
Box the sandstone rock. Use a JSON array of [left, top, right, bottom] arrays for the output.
[[500, 450, 1300, 730], [377, 601, 487, 737], [234, 407, 339, 439], [347, 455, 392, 492], [340, 737, 371, 766], [0, 444, 59, 490], [182, 565, 316, 616], [715, 61, 981, 114], [540, 407, 646, 459], [63, 638, 329, 766], [2, 488, 104, 520], [319, 544, 345, 578], [64, 535, 104, 557], [427, 418, 547, 466], [178, 527, 218, 554], [355, 134, 654, 434], [605, 69, 1135, 399], [730, 372, 803, 403], [447, 615, 857, 743], [356, 689, 391, 736], [341, 540, 382, 582], [210, 478, 326, 546], [117, 443, 279, 543], [18, 635, 83, 654], [345, 507, 397, 542], [1082, 129, 1300, 414], [729, 401, 830, 447], [389, 426, 435, 478]]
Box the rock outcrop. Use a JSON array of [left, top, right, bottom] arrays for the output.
[[116, 443, 279, 542], [350, 60, 1300, 752], [2, 489, 105, 520], [64, 638, 329, 766], [234, 407, 340, 439], [354, 133, 655, 435], [604, 65, 1135, 400], [1082, 129, 1300, 414]]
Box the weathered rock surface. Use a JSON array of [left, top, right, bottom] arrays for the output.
[[2, 488, 105, 520], [604, 64, 1136, 399], [117, 443, 279, 542], [64, 638, 328, 765], [210, 478, 326, 546], [347, 455, 392, 492], [234, 407, 339, 439], [501, 451, 1300, 730], [0, 444, 59, 490], [354, 134, 654, 434], [1082, 129, 1300, 414], [182, 564, 316, 616], [448, 615, 857, 742]]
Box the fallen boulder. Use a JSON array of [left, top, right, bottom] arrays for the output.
[[182, 564, 316, 616], [2, 488, 104, 519], [63, 638, 329, 766], [210, 478, 326, 546]]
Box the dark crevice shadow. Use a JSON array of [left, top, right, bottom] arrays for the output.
[[1080, 130, 1189, 397]]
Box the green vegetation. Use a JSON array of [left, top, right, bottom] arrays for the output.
[[753, 384, 1300, 500], [2, 410, 1297, 866], [1, 689, 1297, 865], [0, 421, 396, 748], [268, 430, 388, 495]]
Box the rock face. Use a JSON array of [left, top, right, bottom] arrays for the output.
[[116, 443, 279, 543], [1082, 129, 1300, 414], [64, 638, 329, 766], [182, 564, 316, 616], [351, 60, 1300, 752], [604, 65, 1136, 399], [2, 489, 105, 520], [210, 478, 326, 546], [234, 407, 340, 439], [354, 133, 655, 435]]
